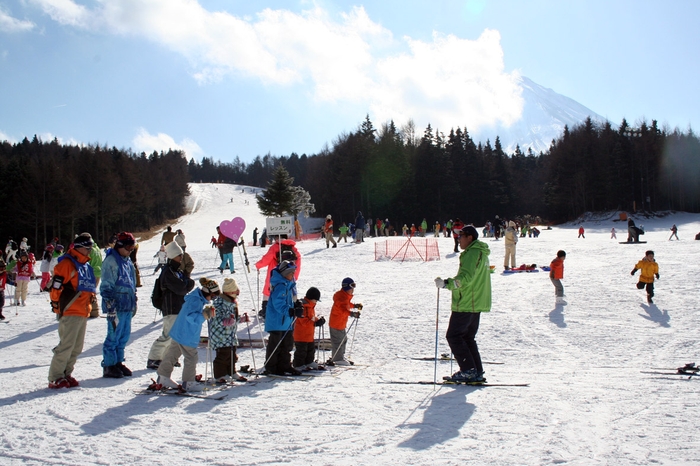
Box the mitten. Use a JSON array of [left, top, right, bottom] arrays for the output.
[[630, 269, 637, 276], [222, 317, 235, 327], [314, 316, 326, 327], [203, 305, 216, 320], [106, 311, 119, 330], [294, 300, 304, 318], [434, 277, 446, 288], [354, 303, 363, 310], [350, 311, 361, 319], [655, 273, 660, 279]]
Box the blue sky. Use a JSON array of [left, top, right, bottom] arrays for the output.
[[1, 0, 698, 164]]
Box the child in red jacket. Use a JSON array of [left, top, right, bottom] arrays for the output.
[[327, 278, 362, 366], [550, 250, 566, 303], [293, 287, 325, 371]]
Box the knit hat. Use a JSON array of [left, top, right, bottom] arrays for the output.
[[277, 260, 297, 277], [165, 241, 183, 259], [509, 221, 516, 228], [341, 277, 356, 291], [222, 277, 239, 294], [199, 277, 220, 294], [73, 234, 94, 249], [115, 232, 135, 248], [56, 244, 64, 251], [459, 225, 479, 240], [305, 286, 321, 301]]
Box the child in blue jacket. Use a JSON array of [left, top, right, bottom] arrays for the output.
[[157, 277, 219, 391]]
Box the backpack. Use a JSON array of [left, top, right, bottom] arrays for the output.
[[9, 240, 17, 251], [151, 276, 164, 310]]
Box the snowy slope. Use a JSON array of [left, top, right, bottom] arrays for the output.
[[1, 183, 699, 465]]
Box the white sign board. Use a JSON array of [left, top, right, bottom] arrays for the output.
[[266, 216, 294, 236]]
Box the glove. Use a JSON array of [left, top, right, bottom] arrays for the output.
[[314, 316, 326, 327], [655, 273, 660, 279], [106, 311, 119, 330], [51, 301, 59, 313], [630, 269, 637, 276], [203, 305, 216, 320], [434, 277, 446, 288], [354, 303, 363, 310], [288, 307, 295, 317], [103, 299, 116, 313], [350, 311, 361, 319], [294, 300, 304, 318]]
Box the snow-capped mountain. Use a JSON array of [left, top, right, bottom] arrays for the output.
[[476, 76, 607, 155]]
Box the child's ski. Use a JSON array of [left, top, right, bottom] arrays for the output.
[[380, 380, 529, 387]]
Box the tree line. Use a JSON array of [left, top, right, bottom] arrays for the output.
[[0, 136, 190, 250], [188, 115, 700, 227]]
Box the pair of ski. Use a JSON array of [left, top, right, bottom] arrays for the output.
[[381, 380, 528, 387], [136, 379, 230, 400]]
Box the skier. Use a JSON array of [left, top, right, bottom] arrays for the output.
[[12, 250, 34, 306], [578, 226, 585, 238], [218, 234, 237, 274], [152, 245, 167, 275], [156, 278, 220, 391], [327, 277, 362, 366], [160, 226, 176, 246], [451, 218, 465, 253], [0, 260, 7, 320], [504, 221, 518, 270], [354, 212, 365, 243], [323, 215, 337, 248], [264, 261, 302, 376], [434, 225, 491, 383], [146, 241, 195, 370], [100, 232, 138, 379], [293, 287, 325, 371], [39, 245, 55, 290], [631, 250, 659, 304], [550, 250, 567, 304], [210, 277, 247, 382], [254, 237, 302, 320], [47, 234, 97, 389], [611, 227, 617, 239], [174, 229, 187, 252], [669, 224, 679, 241]]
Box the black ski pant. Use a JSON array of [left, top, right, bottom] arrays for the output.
[[265, 330, 294, 374], [446, 311, 483, 374], [636, 281, 654, 297], [213, 346, 238, 379], [293, 341, 315, 368]]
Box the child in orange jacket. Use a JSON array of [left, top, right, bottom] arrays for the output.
[[631, 250, 659, 304], [328, 278, 362, 365], [293, 287, 325, 371]]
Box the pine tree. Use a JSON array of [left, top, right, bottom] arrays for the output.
[[256, 164, 295, 216]]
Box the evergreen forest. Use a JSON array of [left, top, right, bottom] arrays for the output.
[[189, 116, 700, 228], [2, 114, 699, 249]]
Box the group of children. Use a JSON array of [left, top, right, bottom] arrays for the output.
[[150, 256, 362, 391], [549, 249, 659, 305]]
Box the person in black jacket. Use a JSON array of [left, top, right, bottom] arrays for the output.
[[218, 235, 237, 274], [146, 241, 195, 370]]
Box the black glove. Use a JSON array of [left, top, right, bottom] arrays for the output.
[[630, 269, 637, 276], [655, 273, 660, 279], [314, 316, 326, 327], [350, 311, 361, 319], [288, 307, 295, 317], [294, 300, 304, 318], [354, 303, 363, 310]]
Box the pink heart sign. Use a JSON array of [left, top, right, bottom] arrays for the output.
[[219, 217, 246, 242]]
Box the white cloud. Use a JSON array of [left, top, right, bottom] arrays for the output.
[[0, 8, 36, 32], [133, 128, 203, 160], [32, 0, 524, 132], [0, 130, 15, 143]]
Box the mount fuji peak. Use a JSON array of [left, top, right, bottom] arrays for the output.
[[476, 75, 607, 155]]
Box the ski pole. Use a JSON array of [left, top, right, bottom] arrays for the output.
[[433, 288, 440, 386], [237, 247, 266, 350], [206, 319, 213, 386], [328, 317, 358, 363], [243, 313, 258, 373], [347, 315, 360, 359]]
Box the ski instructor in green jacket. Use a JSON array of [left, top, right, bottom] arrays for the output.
[[435, 225, 491, 384]]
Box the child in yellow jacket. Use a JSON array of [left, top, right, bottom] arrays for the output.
[[631, 250, 659, 304]]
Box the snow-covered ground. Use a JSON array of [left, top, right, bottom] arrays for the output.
[[2, 183, 699, 465]]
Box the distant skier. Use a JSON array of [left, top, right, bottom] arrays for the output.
[[578, 226, 585, 238], [669, 224, 679, 241]]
